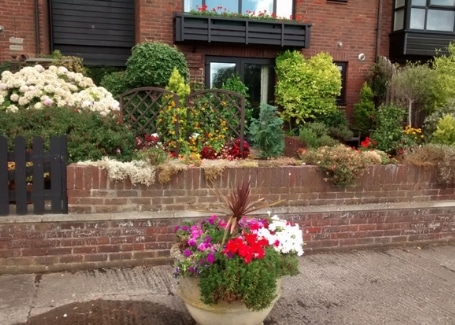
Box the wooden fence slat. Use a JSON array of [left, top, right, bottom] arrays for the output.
[[14, 137, 27, 215], [32, 137, 45, 214], [0, 136, 8, 216]]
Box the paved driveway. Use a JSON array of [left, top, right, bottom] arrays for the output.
[[1, 244, 454, 325]]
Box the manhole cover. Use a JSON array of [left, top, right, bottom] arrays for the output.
[[18, 300, 195, 325]]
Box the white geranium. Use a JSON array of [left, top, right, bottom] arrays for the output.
[[0, 65, 119, 115], [256, 215, 304, 256]]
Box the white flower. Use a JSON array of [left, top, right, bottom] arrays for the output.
[[0, 65, 118, 115], [6, 104, 18, 113], [254, 215, 304, 256], [34, 102, 44, 110]]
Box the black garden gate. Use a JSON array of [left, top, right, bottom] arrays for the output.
[[0, 136, 68, 216]]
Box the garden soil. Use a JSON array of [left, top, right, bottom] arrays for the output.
[[1, 243, 455, 325]]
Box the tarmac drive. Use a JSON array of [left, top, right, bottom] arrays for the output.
[[0, 244, 454, 325]]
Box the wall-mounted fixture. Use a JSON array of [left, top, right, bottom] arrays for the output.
[[0, 25, 4, 33], [337, 41, 343, 48], [358, 53, 366, 61]]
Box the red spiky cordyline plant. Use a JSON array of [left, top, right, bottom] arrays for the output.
[[215, 180, 284, 245]]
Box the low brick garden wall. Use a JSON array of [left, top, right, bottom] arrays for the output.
[[0, 164, 454, 274]]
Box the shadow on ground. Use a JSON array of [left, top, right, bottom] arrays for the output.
[[14, 300, 196, 325]]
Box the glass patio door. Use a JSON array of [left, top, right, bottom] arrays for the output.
[[206, 56, 275, 118]]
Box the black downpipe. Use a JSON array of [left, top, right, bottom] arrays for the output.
[[34, 0, 40, 55], [375, 0, 383, 60]]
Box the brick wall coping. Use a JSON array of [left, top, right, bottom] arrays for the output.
[[3, 200, 455, 224]]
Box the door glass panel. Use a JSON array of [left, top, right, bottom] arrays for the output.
[[411, 0, 426, 5], [427, 9, 454, 31], [210, 63, 236, 88], [410, 8, 425, 29], [244, 63, 274, 118]]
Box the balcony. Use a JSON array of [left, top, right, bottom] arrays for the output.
[[174, 13, 311, 48], [389, 30, 455, 59]]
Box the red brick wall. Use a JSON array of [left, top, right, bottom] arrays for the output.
[[1, 164, 454, 274], [0, 0, 49, 63], [1, 0, 393, 116], [66, 164, 454, 214]]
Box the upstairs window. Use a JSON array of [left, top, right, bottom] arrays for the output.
[[184, 0, 294, 20], [394, 0, 455, 32]]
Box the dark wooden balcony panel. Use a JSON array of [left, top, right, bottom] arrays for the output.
[[389, 30, 455, 59], [174, 13, 311, 48]]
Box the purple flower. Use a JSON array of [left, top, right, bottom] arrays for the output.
[[183, 249, 193, 257], [206, 253, 215, 264]]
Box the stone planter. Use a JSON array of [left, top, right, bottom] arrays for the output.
[[177, 276, 281, 325]]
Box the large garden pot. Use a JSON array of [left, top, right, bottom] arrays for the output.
[[177, 276, 281, 325]]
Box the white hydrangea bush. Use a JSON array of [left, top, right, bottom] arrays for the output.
[[0, 65, 120, 116]]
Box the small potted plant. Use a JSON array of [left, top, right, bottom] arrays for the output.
[[172, 181, 304, 325]]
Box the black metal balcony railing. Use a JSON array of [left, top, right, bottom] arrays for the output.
[[174, 13, 311, 48]]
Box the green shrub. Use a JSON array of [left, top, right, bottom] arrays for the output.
[[248, 103, 284, 158], [87, 66, 125, 86], [370, 104, 406, 154], [126, 41, 189, 88], [298, 122, 339, 148], [431, 114, 455, 145], [423, 99, 455, 139], [275, 50, 341, 128], [220, 74, 253, 123], [353, 83, 375, 137], [299, 144, 371, 186], [0, 107, 135, 163], [100, 70, 129, 99], [318, 109, 353, 141]]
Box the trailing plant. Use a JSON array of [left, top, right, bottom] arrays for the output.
[[248, 103, 284, 158], [299, 144, 378, 186], [275, 50, 341, 128], [353, 83, 376, 137]]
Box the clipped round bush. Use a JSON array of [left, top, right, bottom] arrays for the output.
[[126, 42, 189, 88]]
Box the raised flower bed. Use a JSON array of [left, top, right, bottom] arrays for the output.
[[174, 13, 312, 48]]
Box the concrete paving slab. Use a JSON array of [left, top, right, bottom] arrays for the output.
[[0, 274, 36, 325], [0, 244, 454, 325]]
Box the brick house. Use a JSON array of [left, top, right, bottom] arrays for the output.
[[1, 0, 455, 119]]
